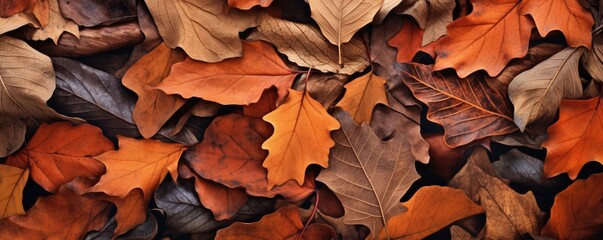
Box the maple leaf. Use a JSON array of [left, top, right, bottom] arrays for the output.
[[541, 173, 603, 239], [377, 186, 484, 239], [122, 43, 187, 138], [542, 97, 603, 179], [262, 88, 340, 189], [317, 108, 420, 236], [399, 63, 518, 147], [6, 122, 113, 193], [87, 136, 186, 200], [388, 17, 424, 63], [157, 41, 297, 105], [336, 71, 388, 124], [0, 165, 28, 219]]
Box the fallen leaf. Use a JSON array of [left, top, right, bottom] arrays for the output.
[[0, 165, 28, 219], [542, 97, 603, 179], [0, 116, 25, 157], [0, 185, 111, 240], [27, 0, 79, 44], [179, 164, 249, 221], [0, 0, 48, 27], [493, 149, 567, 194], [421, 132, 465, 180], [249, 14, 369, 75], [157, 41, 297, 105], [87, 136, 186, 200], [262, 88, 340, 188], [388, 16, 424, 63], [122, 43, 187, 138], [243, 87, 279, 118], [449, 147, 545, 239], [84, 211, 158, 240], [292, 73, 347, 109], [395, 0, 456, 45], [185, 113, 315, 201], [0, 13, 38, 35], [337, 71, 388, 124], [371, 15, 402, 81], [228, 0, 273, 10], [317, 108, 420, 236], [307, 0, 383, 64], [399, 63, 517, 147], [58, 0, 136, 27], [154, 179, 274, 234], [509, 47, 584, 131], [6, 122, 112, 193], [433, 0, 533, 77], [216, 205, 335, 240], [144, 0, 258, 62], [582, 31, 603, 82], [377, 186, 484, 239], [520, 0, 594, 48], [0, 1, 29, 18], [103, 189, 147, 238], [541, 173, 603, 239]]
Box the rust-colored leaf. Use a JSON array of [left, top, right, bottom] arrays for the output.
[[336, 71, 388, 124], [388, 17, 424, 63], [0, 165, 28, 219], [6, 122, 112, 193], [157, 41, 297, 105], [262, 88, 340, 189], [0, 0, 48, 27], [542, 97, 603, 179]]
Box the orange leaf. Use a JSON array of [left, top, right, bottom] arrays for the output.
[[184, 113, 315, 202], [433, 0, 534, 77], [388, 17, 424, 63], [6, 122, 113, 193], [336, 71, 388, 124], [262, 89, 340, 189], [520, 0, 593, 48], [103, 189, 147, 237], [228, 0, 273, 10], [0, 165, 28, 219], [122, 43, 187, 138], [0, 0, 49, 27], [87, 136, 186, 200], [542, 97, 603, 179], [157, 41, 297, 105], [377, 186, 484, 239], [541, 173, 603, 239], [0, 185, 111, 240]]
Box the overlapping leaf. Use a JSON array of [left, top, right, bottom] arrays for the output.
[[0, 165, 28, 219], [336, 71, 388, 124]]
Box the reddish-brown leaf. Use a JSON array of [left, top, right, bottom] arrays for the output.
[[388, 16, 424, 63], [6, 122, 113, 193]]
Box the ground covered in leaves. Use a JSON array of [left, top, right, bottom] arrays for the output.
[[0, 0, 603, 239]]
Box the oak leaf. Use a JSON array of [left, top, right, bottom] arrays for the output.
[[433, 0, 533, 77], [6, 122, 112, 193], [388, 16, 424, 63], [0, 13, 39, 35], [399, 63, 517, 147], [185, 113, 315, 201], [307, 0, 383, 64], [157, 41, 297, 105], [106, 189, 147, 238], [144, 0, 258, 62], [0, 165, 28, 219], [228, 0, 273, 10], [317, 109, 420, 236], [122, 43, 187, 138], [542, 97, 603, 179], [87, 136, 186, 200], [509, 47, 584, 131], [395, 0, 456, 46], [377, 186, 484, 239], [0, 116, 25, 157], [541, 173, 603, 239], [262, 89, 340, 188], [27, 0, 79, 44], [336, 71, 388, 124], [249, 14, 369, 75]]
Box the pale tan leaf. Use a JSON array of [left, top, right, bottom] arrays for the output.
[[396, 0, 456, 45], [582, 31, 603, 83], [0, 13, 38, 35], [27, 0, 79, 44], [0, 116, 25, 158], [374, 0, 404, 23]]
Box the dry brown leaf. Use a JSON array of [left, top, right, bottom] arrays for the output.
[[0, 165, 28, 219], [262, 89, 340, 189], [0, 13, 38, 35], [395, 0, 456, 45], [336, 71, 388, 124], [292, 73, 347, 109], [144, 0, 258, 62], [27, 0, 79, 44], [228, 0, 273, 10], [582, 31, 603, 83], [0, 0, 48, 27], [0, 116, 25, 158], [122, 43, 187, 138], [374, 0, 403, 23]]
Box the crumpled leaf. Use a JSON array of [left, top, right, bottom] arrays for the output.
[[377, 186, 484, 239], [541, 173, 603, 239], [0, 184, 111, 240], [122, 43, 187, 138], [88, 136, 186, 200], [144, 0, 258, 62], [0, 165, 28, 219], [509, 47, 584, 131], [336, 71, 388, 124], [307, 0, 383, 64], [249, 14, 369, 75], [6, 122, 112, 193], [395, 0, 456, 45], [0, 116, 25, 157], [185, 113, 315, 201], [542, 97, 603, 179], [27, 0, 79, 44], [262, 88, 340, 188], [228, 0, 273, 10], [399, 63, 517, 147], [317, 108, 420, 236], [154, 179, 274, 234], [157, 41, 297, 105]]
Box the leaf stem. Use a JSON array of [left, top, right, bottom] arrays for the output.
[[297, 189, 320, 240]]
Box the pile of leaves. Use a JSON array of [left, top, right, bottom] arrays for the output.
[[1, 0, 603, 239]]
